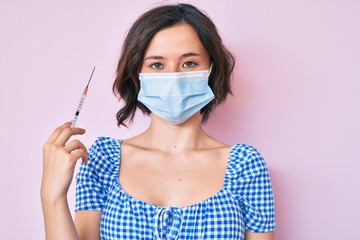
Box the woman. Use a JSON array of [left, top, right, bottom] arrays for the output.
[[41, 3, 275, 240]]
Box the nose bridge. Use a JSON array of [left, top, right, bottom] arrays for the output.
[[167, 61, 180, 73]]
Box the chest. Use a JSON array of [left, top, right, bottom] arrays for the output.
[[118, 147, 229, 207]]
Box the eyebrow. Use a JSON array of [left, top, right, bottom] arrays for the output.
[[143, 52, 201, 61], [181, 52, 201, 58], [144, 55, 164, 61]]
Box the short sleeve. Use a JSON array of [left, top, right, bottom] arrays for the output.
[[227, 144, 276, 233], [75, 137, 120, 212]]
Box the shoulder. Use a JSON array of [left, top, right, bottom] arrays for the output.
[[89, 136, 121, 155], [228, 144, 268, 177], [86, 137, 121, 162], [225, 143, 271, 193], [78, 137, 121, 178]]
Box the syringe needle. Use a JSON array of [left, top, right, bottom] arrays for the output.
[[86, 66, 96, 87], [71, 67, 96, 127]]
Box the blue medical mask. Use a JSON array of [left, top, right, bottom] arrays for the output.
[[137, 69, 214, 125]]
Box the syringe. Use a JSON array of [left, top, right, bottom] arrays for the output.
[[71, 66, 96, 127]]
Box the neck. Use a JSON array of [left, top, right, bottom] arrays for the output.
[[143, 113, 207, 151]]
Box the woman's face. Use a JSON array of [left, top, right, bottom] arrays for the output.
[[140, 23, 211, 73]]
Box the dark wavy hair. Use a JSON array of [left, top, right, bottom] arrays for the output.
[[113, 3, 235, 127]]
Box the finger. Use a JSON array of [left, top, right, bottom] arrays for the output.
[[64, 139, 87, 154], [55, 127, 86, 146], [70, 148, 88, 164], [46, 122, 71, 143]]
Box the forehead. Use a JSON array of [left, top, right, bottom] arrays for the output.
[[144, 23, 208, 57]]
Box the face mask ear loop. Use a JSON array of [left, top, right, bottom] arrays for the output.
[[207, 62, 213, 78]]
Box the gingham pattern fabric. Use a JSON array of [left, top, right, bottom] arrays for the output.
[[76, 137, 275, 239]]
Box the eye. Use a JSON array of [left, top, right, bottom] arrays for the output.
[[150, 62, 164, 69], [182, 61, 198, 68]]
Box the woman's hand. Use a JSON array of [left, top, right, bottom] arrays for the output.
[[41, 122, 88, 203]]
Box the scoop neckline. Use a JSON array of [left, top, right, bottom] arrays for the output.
[[114, 139, 237, 210]]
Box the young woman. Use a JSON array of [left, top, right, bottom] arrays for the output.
[[41, 3, 275, 240]]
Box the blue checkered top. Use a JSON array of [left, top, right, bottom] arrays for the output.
[[76, 137, 275, 239]]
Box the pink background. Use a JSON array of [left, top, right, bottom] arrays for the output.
[[0, 0, 359, 239]]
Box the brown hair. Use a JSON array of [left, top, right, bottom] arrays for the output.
[[113, 3, 235, 127]]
